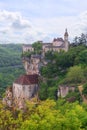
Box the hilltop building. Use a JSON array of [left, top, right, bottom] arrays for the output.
[[13, 74, 39, 109], [22, 44, 34, 52], [3, 74, 39, 109], [22, 29, 69, 55]]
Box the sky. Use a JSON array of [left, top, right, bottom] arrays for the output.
[[0, 0, 87, 43]]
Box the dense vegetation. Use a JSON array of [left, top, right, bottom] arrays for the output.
[[0, 33, 87, 129], [21, 36, 87, 101], [39, 45, 87, 100], [39, 33, 87, 100], [1, 99, 87, 130], [0, 44, 24, 96]]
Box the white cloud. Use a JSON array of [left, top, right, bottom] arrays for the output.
[[12, 18, 31, 29], [0, 10, 51, 44], [76, 11, 87, 33], [0, 10, 87, 43]]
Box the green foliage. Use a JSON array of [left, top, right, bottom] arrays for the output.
[[75, 50, 87, 65], [0, 44, 25, 96], [45, 50, 54, 60], [40, 45, 87, 100], [39, 81, 58, 100], [41, 45, 87, 78], [32, 41, 42, 54], [72, 33, 87, 46], [66, 45, 86, 67], [22, 51, 31, 58], [1, 100, 87, 129], [39, 82, 48, 100], [82, 83, 87, 97], [83, 66, 87, 79], [65, 66, 85, 84], [0, 44, 22, 67]]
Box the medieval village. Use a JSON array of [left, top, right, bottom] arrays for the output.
[[3, 29, 72, 109], [1, 27, 87, 130]]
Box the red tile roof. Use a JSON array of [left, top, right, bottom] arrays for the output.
[[14, 74, 38, 85]]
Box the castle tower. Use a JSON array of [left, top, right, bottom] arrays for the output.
[[64, 28, 69, 51]]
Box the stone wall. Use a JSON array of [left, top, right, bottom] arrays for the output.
[[22, 45, 34, 52], [58, 85, 75, 98], [13, 83, 38, 100]]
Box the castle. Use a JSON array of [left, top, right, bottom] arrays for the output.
[[22, 29, 69, 55]]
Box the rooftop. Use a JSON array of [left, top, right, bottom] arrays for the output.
[[53, 38, 64, 42], [42, 43, 52, 45], [14, 74, 38, 85]]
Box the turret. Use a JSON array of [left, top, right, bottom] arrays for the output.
[[64, 28, 68, 41], [64, 28, 69, 51]]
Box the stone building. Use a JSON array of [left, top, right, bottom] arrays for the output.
[[22, 44, 34, 53], [22, 29, 69, 56], [13, 74, 38, 99], [13, 74, 39, 109], [42, 29, 69, 55], [57, 85, 75, 98], [3, 74, 39, 109]]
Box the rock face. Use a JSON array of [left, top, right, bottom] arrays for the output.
[[3, 87, 13, 107], [22, 55, 43, 75], [57, 85, 75, 98]]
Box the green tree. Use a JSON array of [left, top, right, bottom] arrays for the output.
[[75, 50, 87, 65], [65, 66, 85, 84], [32, 41, 42, 54]]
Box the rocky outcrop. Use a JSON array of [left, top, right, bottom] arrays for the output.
[[3, 87, 13, 107]]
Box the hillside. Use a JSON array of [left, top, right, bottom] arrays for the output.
[[22, 40, 87, 101], [0, 42, 87, 129], [39, 44, 87, 101], [0, 44, 25, 96]]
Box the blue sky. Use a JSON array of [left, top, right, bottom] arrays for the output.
[[0, 0, 87, 43]]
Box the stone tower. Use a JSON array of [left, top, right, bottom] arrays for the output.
[[64, 28, 69, 52]]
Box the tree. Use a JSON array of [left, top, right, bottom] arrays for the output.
[[32, 41, 42, 54], [75, 50, 87, 65], [65, 66, 85, 84], [72, 33, 87, 46]]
